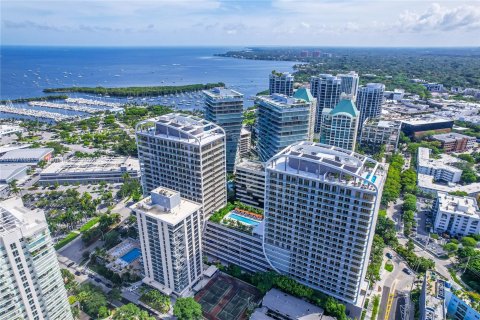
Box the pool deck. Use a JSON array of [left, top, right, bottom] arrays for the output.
[[223, 210, 262, 226]]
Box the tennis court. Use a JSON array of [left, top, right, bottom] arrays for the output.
[[195, 273, 262, 320]]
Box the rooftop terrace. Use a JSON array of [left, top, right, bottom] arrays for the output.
[[256, 94, 311, 109], [423, 270, 446, 320], [135, 113, 225, 145], [437, 192, 480, 217], [203, 87, 243, 100], [131, 186, 201, 225], [41, 156, 139, 174], [417, 147, 463, 173], [267, 141, 384, 191]]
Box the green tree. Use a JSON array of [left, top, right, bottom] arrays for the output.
[[8, 179, 20, 195], [108, 288, 122, 301], [173, 297, 203, 320], [98, 306, 110, 319], [61, 268, 77, 292], [458, 154, 475, 163], [375, 215, 398, 246], [443, 243, 458, 253], [403, 194, 417, 212], [323, 296, 347, 320], [104, 230, 121, 249], [407, 239, 415, 252], [462, 236, 478, 247], [113, 303, 154, 320], [76, 284, 108, 318], [401, 169, 417, 194], [140, 289, 171, 313]]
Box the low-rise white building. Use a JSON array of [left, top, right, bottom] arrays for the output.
[[421, 270, 480, 320], [39, 156, 140, 185], [0, 163, 29, 184], [417, 173, 480, 196], [417, 147, 463, 183], [0, 125, 23, 137], [0, 147, 53, 165], [432, 192, 480, 236], [132, 187, 203, 296]]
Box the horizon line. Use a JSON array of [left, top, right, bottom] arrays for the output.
[[2, 44, 480, 49]]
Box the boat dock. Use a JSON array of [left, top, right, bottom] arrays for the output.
[[65, 98, 123, 109], [28, 101, 102, 114], [0, 105, 78, 122]]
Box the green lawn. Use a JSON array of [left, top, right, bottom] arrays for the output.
[[79, 217, 100, 232], [371, 295, 380, 320], [385, 262, 394, 272], [54, 231, 80, 250]]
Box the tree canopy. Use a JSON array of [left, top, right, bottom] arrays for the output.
[[173, 297, 203, 320], [113, 303, 155, 320]]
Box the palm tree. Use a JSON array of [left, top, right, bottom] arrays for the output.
[[8, 179, 20, 196]]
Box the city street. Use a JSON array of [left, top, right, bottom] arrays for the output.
[[377, 248, 417, 320]]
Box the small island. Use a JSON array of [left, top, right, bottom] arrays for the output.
[[43, 83, 225, 97]]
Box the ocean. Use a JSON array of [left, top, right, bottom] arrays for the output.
[[1, 46, 296, 104]]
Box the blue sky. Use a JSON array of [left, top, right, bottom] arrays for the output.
[[2, 0, 480, 46]]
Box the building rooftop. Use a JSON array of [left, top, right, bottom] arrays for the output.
[[203, 87, 243, 100], [257, 94, 311, 109], [437, 192, 480, 217], [293, 88, 315, 102], [255, 288, 325, 320], [136, 113, 225, 146], [364, 118, 402, 128], [131, 187, 201, 225], [423, 270, 447, 320], [0, 148, 53, 162], [312, 74, 341, 83], [0, 144, 32, 155], [267, 141, 384, 191], [328, 99, 359, 117], [0, 164, 29, 182], [337, 71, 359, 78], [270, 71, 294, 79], [240, 127, 251, 136], [236, 158, 265, 172], [41, 157, 139, 174], [0, 125, 22, 136], [432, 132, 476, 143], [401, 117, 452, 126], [418, 173, 480, 195], [417, 147, 463, 173], [359, 83, 385, 90], [0, 197, 46, 236]]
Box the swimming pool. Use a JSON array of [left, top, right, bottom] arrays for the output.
[[120, 248, 141, 263], [227, 213, 261, 226], [365, 173, 377, 183]]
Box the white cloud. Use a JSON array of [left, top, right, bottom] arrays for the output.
[[2, 0, 480, 46], [397, 3, 480, 32], [301, 22, 311, 29]]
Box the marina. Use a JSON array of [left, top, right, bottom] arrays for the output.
[[0, 105, 79, 122], [28, 101, 104, 114], [65, 98, 122, 109]]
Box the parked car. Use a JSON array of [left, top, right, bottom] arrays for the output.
[[386, 252, 393, 259], [403, 268, 412, 275]]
